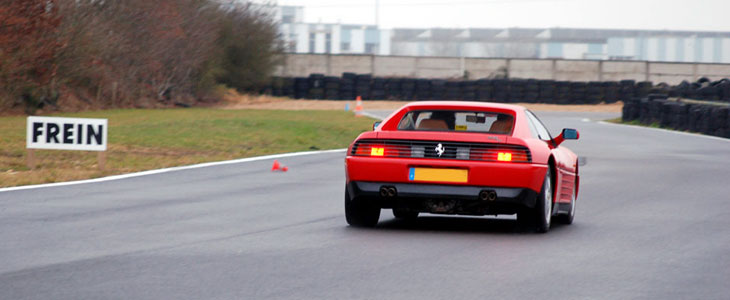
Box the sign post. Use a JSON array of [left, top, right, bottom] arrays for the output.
[[26, 116, 108, 171]]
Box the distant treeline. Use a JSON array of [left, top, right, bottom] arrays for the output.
[[0, 0, 282, 114]]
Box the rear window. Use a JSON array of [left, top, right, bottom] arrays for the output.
[[397, 110, 514, 134]]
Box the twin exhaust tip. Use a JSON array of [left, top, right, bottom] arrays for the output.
[[380, 186, 397, 198], [380, 186, 496, 201], [479, 190, 498, 202]]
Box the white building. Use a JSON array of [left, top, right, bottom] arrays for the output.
[[272, 5, 730, 63], [276, 6, 391, 55], [389, 27, 730, 63]]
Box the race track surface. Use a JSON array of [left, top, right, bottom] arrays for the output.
[[1, 111, 729, 299]]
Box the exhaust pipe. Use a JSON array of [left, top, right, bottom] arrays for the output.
[[387, 187, 397, 197], [380, 186, 397, 198], [479, 190, 498, 201]]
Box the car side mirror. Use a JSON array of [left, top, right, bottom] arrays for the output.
[[373, 121, 382, 131], [562, 128, 579, 140], [554, 128, 579, 146]]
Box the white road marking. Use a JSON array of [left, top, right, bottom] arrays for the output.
[[0, 149, 347, 193], [581, 118, 591, 122], [359, 111, 386, 120]]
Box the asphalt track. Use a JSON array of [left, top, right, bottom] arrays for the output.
[[2, 110, 730, 299]]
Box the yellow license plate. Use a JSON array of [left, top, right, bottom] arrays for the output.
[[408, 167, 468, 183]]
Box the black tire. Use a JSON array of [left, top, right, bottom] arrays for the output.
[[518, 168, 553, 233], [555, 181, 576, 225], [392, 209, 419, 220], [345, 188, 380, 227], [534, 167, 553, 233]]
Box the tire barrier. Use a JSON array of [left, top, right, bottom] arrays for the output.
[[266, 73, 657, 104], [622, 94, 730, 139], [268, 73, 729, 107]]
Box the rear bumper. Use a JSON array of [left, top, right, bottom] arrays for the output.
[[347, 181, 538, 216], [345, 156, 547, 194]]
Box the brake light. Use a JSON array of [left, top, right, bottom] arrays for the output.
[[470, 148, 529, 162], [497, 152, 512, 161], [371, 147, 385, 156]]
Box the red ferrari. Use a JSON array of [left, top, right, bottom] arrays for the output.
[[344, 101, 580, 233]]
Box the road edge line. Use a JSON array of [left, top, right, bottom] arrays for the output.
[[0, 149, 347, 193]]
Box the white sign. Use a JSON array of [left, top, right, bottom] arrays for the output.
[[27, 116, 108, 151]]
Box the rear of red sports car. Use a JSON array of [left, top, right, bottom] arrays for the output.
[[344, 101, 578, 232]]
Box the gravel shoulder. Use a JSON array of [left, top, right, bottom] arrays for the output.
[[220, 93, 622, 113]]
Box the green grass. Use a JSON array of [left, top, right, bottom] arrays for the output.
[[0, 108, 376, 187]]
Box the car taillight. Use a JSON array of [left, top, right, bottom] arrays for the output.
[[470, 148, 529, 162], [370, 147, 385, 156], [354, 143, 409, 157], [355, 144, 389, 157], [355, 144, 379, 156], [497, 152, 512, 161]]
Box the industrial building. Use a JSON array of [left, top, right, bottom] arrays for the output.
[[274, 5, 730, 63]]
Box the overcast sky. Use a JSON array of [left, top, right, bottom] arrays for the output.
[[275, 0, 730, 32]]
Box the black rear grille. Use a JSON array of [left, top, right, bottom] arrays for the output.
[[351, 139, 532, 163]]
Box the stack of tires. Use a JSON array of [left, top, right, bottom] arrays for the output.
[[415, 79, 432, 100], [493, 79, 509, 102], [324, 76, 340, 100], [538, 80, 555, 103], [553, 81, 571, 104], [430, 79, 446, 100], [667, 102, 690, 131], [623, 94, 730, 139], [268, 73, 730, 107], [372, 78, 386, 100], [307, 74, 325, 100], [445, 81, 461, 100], [603, 81, 620, 103], [270, 77, 292, 98], [619, 80, 636, 101], [340, 72, 356, 100], [523, 79, 539, 103], [636, 81, 653, 98], [294, 77, 309, 99], [461, 81, 477, 101], [355, 74, 372, 99], [586, 82, 604, 104], [401, 79, 416, 100], [385, 78, 402, 100], [508, 80, 526, 103], [476, 79, 493, 101], [670, 78, 730, 102], [569, 82, 587, 104], [621, 97, 641, 122]]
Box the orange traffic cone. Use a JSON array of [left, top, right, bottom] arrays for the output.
[[354, 96, 363, 117], [272, 160, 289, 172]]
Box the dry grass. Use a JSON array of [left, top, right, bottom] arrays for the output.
[[219, 90, 623, 113]]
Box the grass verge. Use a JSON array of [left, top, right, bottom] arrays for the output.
[[605, 117, 661, 128], [0, 108, 375, 188]]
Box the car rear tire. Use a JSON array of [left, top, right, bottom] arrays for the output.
[[518, 168, 553, 233], [345, 188, 380, 227], [556, 182, 576, 225], [534, 168, 553, 233], [392, 209, 419, 220]]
